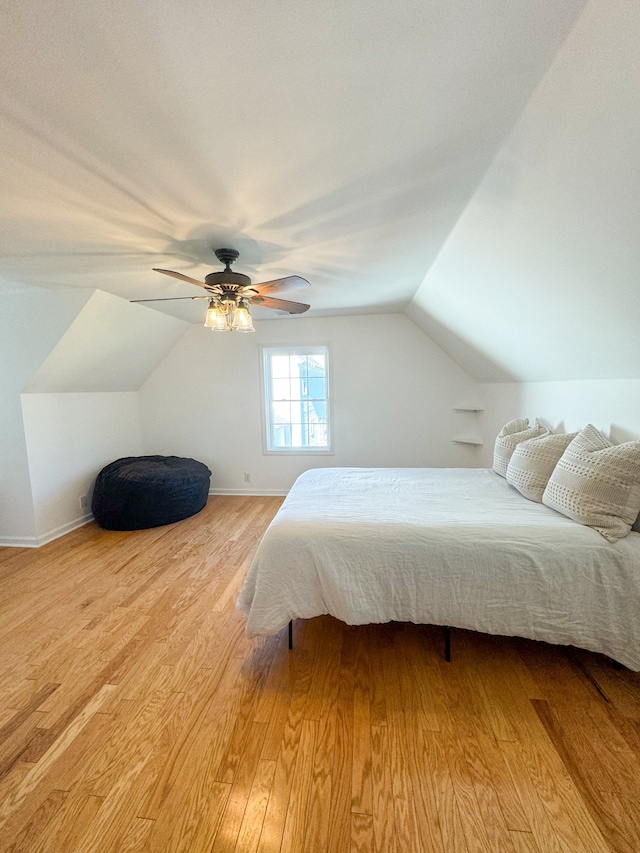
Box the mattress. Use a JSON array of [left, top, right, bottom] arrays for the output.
[[237, 467, 640, 670]]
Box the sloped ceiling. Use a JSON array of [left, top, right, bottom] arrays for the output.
[[409, 0, 640, 382], [24, 290, 188, 392], [0, 0, 586, 337]]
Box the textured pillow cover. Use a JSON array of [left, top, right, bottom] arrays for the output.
[[493, 418, 549, 478], [506, 431, 578, 502], [542, 424, 640, 542]]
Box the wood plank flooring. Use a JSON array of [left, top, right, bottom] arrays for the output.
[[1, 495, 639, 852]]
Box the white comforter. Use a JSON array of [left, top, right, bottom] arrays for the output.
[[237, 468, 640, 670]]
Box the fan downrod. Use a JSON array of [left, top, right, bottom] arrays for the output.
[[214, 248, 240, 269]]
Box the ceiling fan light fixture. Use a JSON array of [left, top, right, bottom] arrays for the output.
[[232, 300, 255, 333], [203, 296, 255, 332], [144, 248, 310, 331], [204, 299, 229, 331]]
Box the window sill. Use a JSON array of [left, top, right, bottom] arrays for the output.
[[262, 448, 335, 456]]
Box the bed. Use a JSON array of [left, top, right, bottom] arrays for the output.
[[237, 467, 640, 671]]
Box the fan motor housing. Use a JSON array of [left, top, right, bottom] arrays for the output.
[[214, 248, 240, 266], [204, 270, 251, 290]]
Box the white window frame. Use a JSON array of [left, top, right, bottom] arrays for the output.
[[260, 344, 333, 455]]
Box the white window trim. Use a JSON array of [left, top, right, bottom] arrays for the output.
[[260, 344, 334, 455]]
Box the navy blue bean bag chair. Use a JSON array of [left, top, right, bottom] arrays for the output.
[[92, 455, 211, 530]]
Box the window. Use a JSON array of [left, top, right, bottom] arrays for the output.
[[261, 345, 331, 453]]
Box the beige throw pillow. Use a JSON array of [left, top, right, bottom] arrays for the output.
[[542, 424, 640, 542], [493, 418, 549, 478], [506, 431, 578, 502]]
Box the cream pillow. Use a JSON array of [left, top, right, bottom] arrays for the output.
[[506, 431, 578, 502], [542, 424, 640, 542], [493, 418, 549, 478]]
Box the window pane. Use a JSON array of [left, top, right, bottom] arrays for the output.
[[309, 354, 325, 372], [309, 400, 326, 420], [308, 423, 327, 446], [289, 422, 304, 446], [289, 380, 304, 402], [271, 355, 291, 379], [271, 378, 291, 400], [306, 377, 325, 399], [272, 401, 292, 424], [292, 355, 308, 378], [272, 422, 291, 447]]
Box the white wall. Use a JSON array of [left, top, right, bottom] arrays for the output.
[[0, 288, 187, 547], [21, 392, 142, 544], [478, 378, 640, 465], [0, 288, 90, 545], [138, 313, 482, 494]]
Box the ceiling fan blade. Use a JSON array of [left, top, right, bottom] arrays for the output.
[[249, 295, 310, 314], [153, 268, 208, 288], [247, 275, 310, 297], [130, 296, 209, 302]]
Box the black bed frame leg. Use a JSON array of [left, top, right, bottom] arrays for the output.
[[444, 626, 451, 662], [288, 620, 293, 650]]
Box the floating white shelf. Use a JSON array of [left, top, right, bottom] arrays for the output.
[[452, 407, 484, 446]]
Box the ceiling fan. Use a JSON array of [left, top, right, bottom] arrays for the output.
[[131, 248, 311, 332]]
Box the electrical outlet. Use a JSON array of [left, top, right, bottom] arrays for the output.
[[79, 494, 88, 509], [244, 473, 251, 483]]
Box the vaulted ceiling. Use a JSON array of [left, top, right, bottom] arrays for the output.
[[2, 0, 638, 382]]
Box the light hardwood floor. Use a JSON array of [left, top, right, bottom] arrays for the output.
[[1, 495, 639, 852]]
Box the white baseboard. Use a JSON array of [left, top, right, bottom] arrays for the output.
[[36, 513, 94, 546], [209, 488, 288, 497], [0, 513, 94, 549], [0, 534, 40, 548]]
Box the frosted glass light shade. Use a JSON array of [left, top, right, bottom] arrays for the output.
[[232, 303, 255, 332], [204, 302, 229, 331]]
